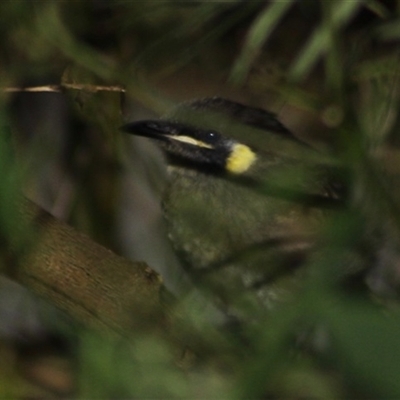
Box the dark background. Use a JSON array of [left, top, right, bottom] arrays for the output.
[[1, 1, 400, 398]]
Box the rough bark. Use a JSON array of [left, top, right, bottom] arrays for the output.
[[8, 196, 164, 338]]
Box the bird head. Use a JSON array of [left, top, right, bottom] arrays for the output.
[[121, 98, 344, 207], [120, 97, 310, 177], [120, 118, 258, 175]]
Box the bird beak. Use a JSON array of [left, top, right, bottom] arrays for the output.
[[120, 120, 171, 142], [120, 120, 213, 149]]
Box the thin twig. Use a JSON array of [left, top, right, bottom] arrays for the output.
[[3, 84, 126, 93]]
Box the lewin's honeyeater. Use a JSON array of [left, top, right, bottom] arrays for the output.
[[121, 97, 340, 314]]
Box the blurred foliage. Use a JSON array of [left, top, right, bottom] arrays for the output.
[[1, 0, 400, 398]]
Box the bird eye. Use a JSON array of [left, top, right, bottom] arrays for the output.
[[206, 131, 219, 142]]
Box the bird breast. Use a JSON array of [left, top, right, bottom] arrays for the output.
[[162, 165, 320, 272]]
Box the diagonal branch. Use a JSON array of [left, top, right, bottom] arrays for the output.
[[7, 196, 164, 338]]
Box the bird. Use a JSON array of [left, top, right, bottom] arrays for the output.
[[121, 97, 341, 316]]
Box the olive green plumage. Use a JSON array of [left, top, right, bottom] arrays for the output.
[[121, 97, 338, 312]]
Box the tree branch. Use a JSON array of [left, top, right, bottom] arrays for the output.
[[2, 84, 126, 93], [7, 196, 164, 338]]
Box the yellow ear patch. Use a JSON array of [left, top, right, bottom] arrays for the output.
[[226, 143, 257, 174]]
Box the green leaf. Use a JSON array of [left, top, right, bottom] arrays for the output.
[[230, 0, 295, 84], [289, 0, 362, 80], [327, 300, 400, 398]]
